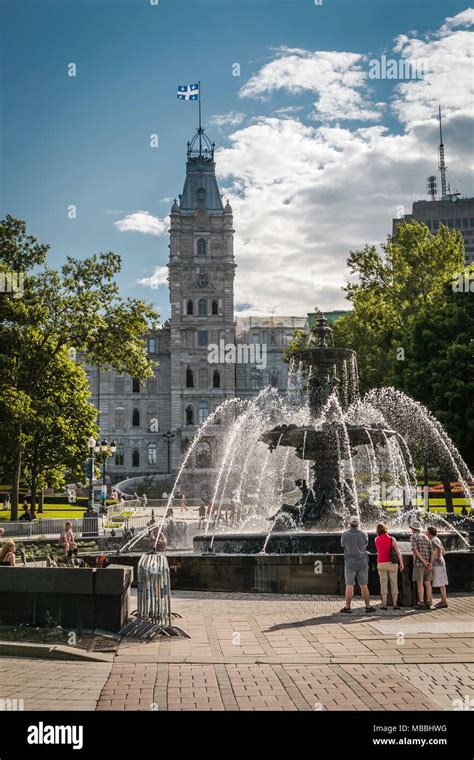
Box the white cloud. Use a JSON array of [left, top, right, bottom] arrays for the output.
[[391, 10, 474, 125], [271, 105, 304, 117], [437, 7, 474, 36], [214, 12, 473, 317], [115, 211, 168, 237], [210, 111, 246, 128], [138, 266, 168, 289], [240, 47, 381, 122]]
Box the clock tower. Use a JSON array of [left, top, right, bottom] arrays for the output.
[[168, 126, 236, 487]]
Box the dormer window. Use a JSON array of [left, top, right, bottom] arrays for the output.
[[197, 188, 206, 207], [197, 238, 207, 256]]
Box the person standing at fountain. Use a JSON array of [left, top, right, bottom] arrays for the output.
[[340, 515, 375, 614], [180, 491, 189, 513], [375, 523, 404, 610], [410, 520, 433, 609], [427, 526, 449, 608]]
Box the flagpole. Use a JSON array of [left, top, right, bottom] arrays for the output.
[[198, 80, 202, 156]]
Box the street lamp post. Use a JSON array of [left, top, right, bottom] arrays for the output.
[[163, 431, 175, 474], [83, 436, 99, 538], [86, 436, 96, 517], [96, 439, 117, 509]]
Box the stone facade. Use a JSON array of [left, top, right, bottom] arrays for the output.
[[83, 136, 307, 486]]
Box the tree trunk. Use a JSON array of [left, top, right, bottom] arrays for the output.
[[30, 461, 38, 516], [10, 438, 21, 521], [443, 481, 454, 513]]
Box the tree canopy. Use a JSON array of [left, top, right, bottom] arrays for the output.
[[0, 215, 160, 518]]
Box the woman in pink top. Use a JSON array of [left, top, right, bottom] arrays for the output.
[[375, 523, 404, 610]]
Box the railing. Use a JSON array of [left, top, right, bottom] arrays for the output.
[[106, 498, 202, 519], [0, 516, 101, 539]]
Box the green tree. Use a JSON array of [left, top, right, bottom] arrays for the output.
[[332, 221, 465, 392], [23, 348, 98, 512], [0, 216, 159, 519], [392, 273, 474, 468]]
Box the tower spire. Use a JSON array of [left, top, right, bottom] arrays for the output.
[[438, 105, 447, 200]]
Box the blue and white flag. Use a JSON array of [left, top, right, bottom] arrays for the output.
[[177, 83, 200, 101]]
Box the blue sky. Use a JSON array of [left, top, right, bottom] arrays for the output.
[[1, 0, 473, 319]]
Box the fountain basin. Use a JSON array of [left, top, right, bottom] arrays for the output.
[[112, 551, 472, 601], [193, 530, 465, 555]]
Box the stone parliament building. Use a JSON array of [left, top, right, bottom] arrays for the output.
[[84, 128, 307, 492]]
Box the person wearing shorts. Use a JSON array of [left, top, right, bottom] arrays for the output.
[[410, 520, 433, 609], [340, 515, 375, 614]]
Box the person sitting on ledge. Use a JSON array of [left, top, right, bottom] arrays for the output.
[[19, 501, 32, 521], [149, 526, 167, 552], [0, 539, 17, 566], [59, 521, 78, 560], [340, 515, 375, 614]]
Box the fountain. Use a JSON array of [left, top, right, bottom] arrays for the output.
[[193, 314, 472, 557], [113, 314, 472, 597]]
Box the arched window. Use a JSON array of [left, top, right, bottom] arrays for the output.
[[186, 366, 194, 388], [198, 400, 209, 424], [196, 441, 212, 469], [132, 378, 140, 393], [212, 299, 218, 315], [197, 238, 207, 256], [213, 370, 220, 388], [115, 407, 124, 428], [147, 443, 157, 466], [198, 298, 207, 316], [115, 443, 124, 466], [270, 372, 278, 388], [132, 408, 140, 427], [185, 405, 194, 426], [197, 188, 206, 207], [187, 300, 194, 315], [132, 448, 140, 467]]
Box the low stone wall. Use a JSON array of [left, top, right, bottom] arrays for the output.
[[0, 565, 132, 632], [133, 552, 471, 604]]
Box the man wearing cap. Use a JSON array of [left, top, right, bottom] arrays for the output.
[[410, 520, 433, 609], [340, 515, 375, 613]]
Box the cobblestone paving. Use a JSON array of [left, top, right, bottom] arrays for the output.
[[1, 593, 473, 711]]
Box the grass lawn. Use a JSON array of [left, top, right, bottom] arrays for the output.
[[0, 504, 87, 521]]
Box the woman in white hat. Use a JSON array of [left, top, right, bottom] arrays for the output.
[[427, 526, 448, 608]]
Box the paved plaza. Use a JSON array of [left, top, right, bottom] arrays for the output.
[[0, 592, 473, 712]]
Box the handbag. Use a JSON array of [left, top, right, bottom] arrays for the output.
[[389, 536, 399, 564]]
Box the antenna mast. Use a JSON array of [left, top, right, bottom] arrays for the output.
[[438, 106, 447, 200]]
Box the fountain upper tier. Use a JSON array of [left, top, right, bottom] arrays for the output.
[[291, 315, 359, 415], [261, 423, 397, 460]]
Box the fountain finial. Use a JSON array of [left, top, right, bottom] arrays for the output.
[[307, 313, 333, 348]]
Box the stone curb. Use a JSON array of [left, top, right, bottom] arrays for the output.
[[0, 641, 114, 663], [112, 653, 474, 665]]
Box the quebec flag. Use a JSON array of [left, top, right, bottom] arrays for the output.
[[177, 83, 200, 101]]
